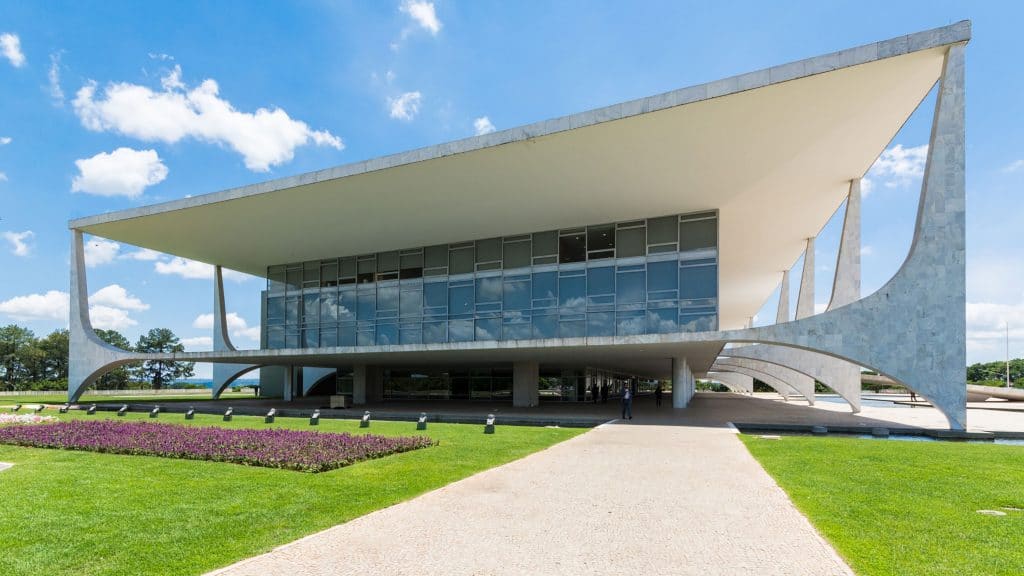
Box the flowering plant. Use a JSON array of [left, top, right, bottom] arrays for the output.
[[0, 413, 58, 425], [0, 420, 435, 472]]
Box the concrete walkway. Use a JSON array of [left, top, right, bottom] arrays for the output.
[[209, 421, 852, 576]]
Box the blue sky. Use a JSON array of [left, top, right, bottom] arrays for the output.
[[0, 1, 1021, 376]]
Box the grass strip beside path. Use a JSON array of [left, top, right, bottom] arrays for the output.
[[0, 412, 583, 576], [0, 390, 255, 406], [741, 435, 1024, 576]]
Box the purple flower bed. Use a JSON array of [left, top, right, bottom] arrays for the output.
[[0, 420, 435, 472]]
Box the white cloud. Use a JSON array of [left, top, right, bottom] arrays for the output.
[[3, 230, 34, 256], [48, 52, 64, 105], [89, 305, 137, 330], [0, 283, 145, 329], [0, 33, 25, 68], [181, 336, 212, 350], [0, 136, 10, 145], [72, 148, 168, 198], [1003, 159, 1024, 173], [84, 238, 121, 267], [73, 65, 343, 172], [154, 257, 214, 279], [862, 144, 928, 196], [153, 257, 250, 282], [193, 312, 260, 342], [121, 248, 162, 261], [966, 301, 1024, 364], [400, 1, 441, 35], [861, 245, 874, 257], [389, 91, 422, 121], [0, 172, 7, 182], [90, 284, 149, 311], [0, 290, 68, 322], [473, 116, 496, 136], [148, 53, 174, 61]]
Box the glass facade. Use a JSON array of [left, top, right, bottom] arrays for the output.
[[264, 211, 718, 349]]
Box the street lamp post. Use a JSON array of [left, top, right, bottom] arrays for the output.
[[1007, 323, 1012, 389]]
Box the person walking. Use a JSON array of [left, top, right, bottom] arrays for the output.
[[601, 383, 608, 404], [654, 383, 663, 407], [591, 382, 599, 404], [621, 385, 633, 420]]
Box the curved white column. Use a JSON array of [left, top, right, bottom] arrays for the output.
[[211, 265, 259, 399], [713, 357, 816, 405], [706, 371, 754, 393]]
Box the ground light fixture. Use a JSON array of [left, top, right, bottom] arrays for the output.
[[310, 409, 321, 426], [12, 404, 21, 412], [117, 405, 128, 417], [265, 408, 276, 424], [86, 404, 97, 415], [224, 407, 233, 422], [417, 412, 428, 430], [185, 407, 195, 420], [59, 404, 69, 414], [33, 405, 44, 413], [484, 414, 496, 434], [360, 411, 371, 428], [149, 406, 160, 418]]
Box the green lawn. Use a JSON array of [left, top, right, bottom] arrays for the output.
[[741, 435, 1024, 576], [0, 389, 255, 406], [0, 411, 583, 576]]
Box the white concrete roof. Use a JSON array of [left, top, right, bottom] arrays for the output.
[[71, 22, 969, 331]]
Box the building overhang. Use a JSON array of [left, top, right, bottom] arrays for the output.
[[69, 22, 970, 330]]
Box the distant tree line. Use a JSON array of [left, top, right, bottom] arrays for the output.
[[967, 358, 1024, 388], [0, 324, 195, 392]]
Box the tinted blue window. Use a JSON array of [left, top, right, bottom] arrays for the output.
[[587, 266, 614, 296], [423, 321, 446, 343], [475, 318, 501, 341], [532, 271, 557, 306], [559, 275, 585, 311], [533, 313, 557, 339], [449, 319, 474, 342], [681, 264, 717, 301], [648, 260, 677, 292], [616, 269, 645, 304], [476, 276, 502, 304], [376, 323, 398, 345], [587, 312, 615, 336], [448, 284, 474, 317], [377, 285, 398, 311], [357, 292, 375, 320], [647, 308, 678, 333], [339, 289, 356, 322], [503, 276, 530, 310]]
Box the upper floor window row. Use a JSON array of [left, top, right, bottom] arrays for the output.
[[268, 211, 717, 294]]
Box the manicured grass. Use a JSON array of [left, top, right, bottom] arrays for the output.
[[741, 435, 1024, 576], [0, 412, 583, 576], [0, 389, 254, 406]]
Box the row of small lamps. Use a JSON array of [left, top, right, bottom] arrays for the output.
[[57, 404, 498, 433]]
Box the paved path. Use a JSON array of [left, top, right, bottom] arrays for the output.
[[209, 421, 852, 576]]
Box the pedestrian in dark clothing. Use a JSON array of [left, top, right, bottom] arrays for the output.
[[655, 383, 663, 407], [621, 386, 633, 420], [591, 383, 599, 404], [601, 383, 608, 404]]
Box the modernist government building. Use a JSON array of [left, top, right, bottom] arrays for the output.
[[67, 22, 970, 428]]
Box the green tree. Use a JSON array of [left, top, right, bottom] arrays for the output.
[[36, 329, 69, 381], [94, 329, 135, 390], [133, 328, 194, 389], [0, 325, 38, 390]]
